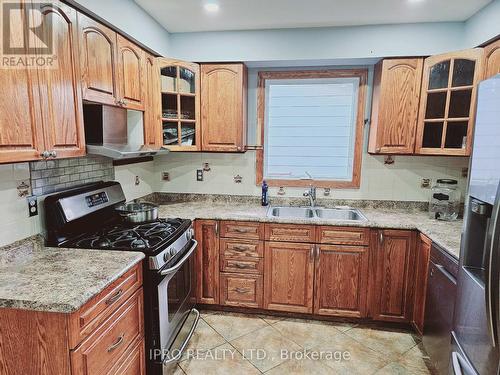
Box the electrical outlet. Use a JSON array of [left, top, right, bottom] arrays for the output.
[[421, 178, 431, 188], [196, 169, 203, 181], [162, 172, 170, 181], [27, 196, 38, 217]]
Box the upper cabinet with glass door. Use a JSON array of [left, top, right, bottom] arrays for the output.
[[157, 58, 201, 151], [415, 49, 484, 156]]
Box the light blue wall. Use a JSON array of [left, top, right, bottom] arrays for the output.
[[70, 0, 170, 55], [168, 22, 465, 62], [465, 0, 500, 47]]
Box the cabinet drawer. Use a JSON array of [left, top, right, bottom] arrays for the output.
[[265, 223, 316, 243], [71, 289, 144, 375], [220, 273, 263, 308], [69, 264, 142, 348], [220, 238, 263, 258], [106, 337, 145, 375], [220, 256, 263, 274], [317, 226, 369, 246], [219, 221, 264, 240]]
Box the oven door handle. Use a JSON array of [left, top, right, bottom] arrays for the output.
[[163, 308, 200, 367], [160, 240, 198, 276]]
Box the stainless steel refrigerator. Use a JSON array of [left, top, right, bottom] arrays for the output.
[[452, 74, 500, 375]]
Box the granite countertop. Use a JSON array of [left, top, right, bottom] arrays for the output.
[[0, 235, 144, 313], [150, 194, 462, 259]]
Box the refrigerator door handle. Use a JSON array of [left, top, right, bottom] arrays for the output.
[[451, 351, 478, 375], [485, 186, 500, 348]]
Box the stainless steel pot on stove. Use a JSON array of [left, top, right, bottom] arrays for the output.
[[114, 201, 158, 223]]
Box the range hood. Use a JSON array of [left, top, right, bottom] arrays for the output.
[[83, 104, 168, 159]]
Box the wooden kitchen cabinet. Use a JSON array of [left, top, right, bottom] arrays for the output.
[[368, 58, 423, 154], [220, 273, 263, 308], [0, 264, 144, 375], [144, 53, 162, 147], [415, 49, 484, 156], [158, 58, 201, 151], [371, 229, 416, 322], [116, 35, 146, 110], [78, 13, 119, 106], [194, 220, 220, 304], [37, 1, 86, 160], [71, 289, 144, 375], [79, 13, 147, 111], [0, 1, 85, 164], [264, 241, 315, 313], [412, 233, 432, 334], [201, 63, 248, 152], [484, 39, 500, 79], [314, 245, 369, 318]]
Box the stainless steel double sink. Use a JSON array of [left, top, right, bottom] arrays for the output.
[[266, 206, 368, 222]]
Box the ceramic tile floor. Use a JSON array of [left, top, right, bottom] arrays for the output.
[[172, 310, 434, 375]]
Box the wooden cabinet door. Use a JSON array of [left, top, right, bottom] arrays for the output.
[[415, 49, 484, 156], [371, 230, 416, 322], [201, 63, 247, 152], [116, 35, 146, 110], [36, 1, 85, 159], [78, 13, 118, 106], [412, 233, 431, 334], [314, 245, 369, 318], [194, 220, 219, 304], [264, 242, 314, 313], [0, 2, 44, 164], [484, 39, 500, 79], [157, 58, 201, 151], [144, 53, 161, 147], [368, 58, 423, 154]]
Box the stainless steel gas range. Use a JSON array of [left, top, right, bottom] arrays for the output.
[[44, 181, 199, 375]]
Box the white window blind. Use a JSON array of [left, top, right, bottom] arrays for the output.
[[264, 77, 360, 181]]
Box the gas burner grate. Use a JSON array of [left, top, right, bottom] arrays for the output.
[[69, 219, 185, 252]]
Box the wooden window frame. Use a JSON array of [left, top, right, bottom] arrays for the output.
[[256, 69, 368, 189]]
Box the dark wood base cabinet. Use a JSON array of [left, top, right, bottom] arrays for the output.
[[370, 229, 416, 323], [0, 265, 144, 375], [194, 220, 424, 327], [314, 245, 369, 318], [263, 241, 315, 314]]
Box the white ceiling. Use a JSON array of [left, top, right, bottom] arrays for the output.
[[134, 0, 492, 33]]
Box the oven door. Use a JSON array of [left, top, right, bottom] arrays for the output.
[[156, 240, 199, 372]]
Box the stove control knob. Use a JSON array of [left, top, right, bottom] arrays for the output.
[[163, 248, 176, 261]]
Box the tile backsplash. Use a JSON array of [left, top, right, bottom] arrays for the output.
[[29, 156, 114, 196]]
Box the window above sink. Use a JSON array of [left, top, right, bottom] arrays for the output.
[[256, 69, 368, 189]]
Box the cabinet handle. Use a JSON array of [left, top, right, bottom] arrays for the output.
[[107, 333, 125, 352], [310, 245, 315, 261], [234, 263, 252, 269], [233, 246, 250, 252], [49, 150, 57, 158], [215, 222, 219, 236], [234, 228, 250, 233], [379, 231, 384, 245], [121, 99, 128, 106], [234, 287, 250, 294], [105, 288, 123, 305], [40, 150, 50, 159], [315, 245, 320, 261]]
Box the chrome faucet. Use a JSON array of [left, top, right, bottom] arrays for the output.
[[303, 184, 317, 208]]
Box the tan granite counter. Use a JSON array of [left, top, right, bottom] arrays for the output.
[[154, 198, 462, 259], [0, 235, 144, 313]]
